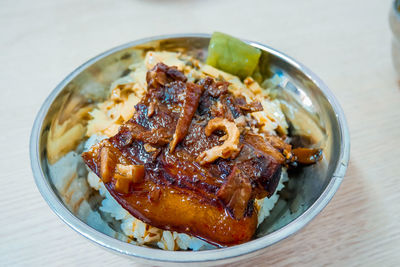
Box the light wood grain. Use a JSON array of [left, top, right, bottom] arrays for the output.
[[1, 0, 399, 266]]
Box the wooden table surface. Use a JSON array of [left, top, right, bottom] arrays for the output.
[[1, 0, 399, 266]]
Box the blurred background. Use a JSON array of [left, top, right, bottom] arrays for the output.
[[1, 0, 399, 266]]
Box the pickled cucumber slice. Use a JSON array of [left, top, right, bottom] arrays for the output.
[[206, 32, 261, 79]]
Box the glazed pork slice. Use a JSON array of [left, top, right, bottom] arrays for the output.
[[82, 63, 290, 246]]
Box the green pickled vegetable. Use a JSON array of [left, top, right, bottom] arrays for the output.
[[206, 32, 261, 79]]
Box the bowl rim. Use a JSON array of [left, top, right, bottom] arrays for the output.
[[30, 33, 350, 264]]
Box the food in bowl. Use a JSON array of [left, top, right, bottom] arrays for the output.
[[47, 33, 322, 251]]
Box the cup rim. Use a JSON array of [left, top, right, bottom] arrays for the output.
[[30, 33, 350, 264], [391, 0, 400, 20]]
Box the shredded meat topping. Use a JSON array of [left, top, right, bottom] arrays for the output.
[[121, 123, 172, 146], [146, 63, 187, 90], [292, 147, 322, 165], [99, 146, 115, 183], [196, 118, 241, 165], [114, 164, 145, 194], [235, 95, 263, 113], [244, 133, 285, 164], [217, 166, 252, 220], [170, 83, 204, 152], [115, 164, 145, 183]]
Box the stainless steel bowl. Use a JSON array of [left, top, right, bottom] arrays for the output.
[[30, 34, 350, 265]]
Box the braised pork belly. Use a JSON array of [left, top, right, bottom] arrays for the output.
[[82, 63, 320, 246]]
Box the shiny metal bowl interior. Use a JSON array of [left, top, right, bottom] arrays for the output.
[[30, 34, 350, 265]]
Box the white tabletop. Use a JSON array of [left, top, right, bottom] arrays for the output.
[[1, 0, 399, 266]]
